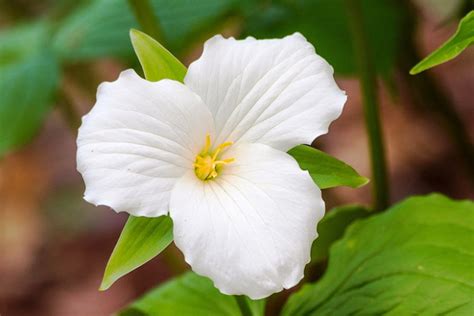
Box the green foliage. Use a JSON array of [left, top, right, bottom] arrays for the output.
[[118, 272, 265, 316], [282, 194, 474, 315], [0, 22, 59, 157], [52, 0, 238, 61], [100, 216, 173, 291], [288, 145, 369, 189], [130, 29, 186, 82], [411, 10, 474, 74], [0, 0, 238, 156], [311, 205, 371, 263], [0, 22, 50, 66], [52, 0, 135, 61], [242, 0, 403, 76]]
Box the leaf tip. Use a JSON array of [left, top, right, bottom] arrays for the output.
[[409, 66, 421, 75], [129, 28, 141, 43], [99, 265, 117, 291], [356, 176, 370, 188], [129, 28, 141, 35], [99, 278, 112, 291]]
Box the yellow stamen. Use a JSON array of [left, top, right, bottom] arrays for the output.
[[212, 141, 233, 160], [202, 134, 212, 154], [194, 134, 235, 181], [215, 158, 235, 165]]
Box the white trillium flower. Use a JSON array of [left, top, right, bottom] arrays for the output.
[[77, 33, 346, 299]]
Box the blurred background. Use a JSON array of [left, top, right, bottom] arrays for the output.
[[1, 0, 473, 315]]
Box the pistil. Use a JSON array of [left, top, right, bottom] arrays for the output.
[[194, 134, 235, 181]]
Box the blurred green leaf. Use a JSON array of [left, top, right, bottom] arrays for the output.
[[410, 10, 474, 74], [243, 0, 403, 75], [119, 272, 265, 316], [283, 194, 474, 315], [53, 0, 238, 61], [0, 22, 50, 66], [311, 205, 371, 263], [130, 29, 186, 82], [288, 145, 369, 189], [52, 0, 136, 61], [100, 215, 173, 291], [0, 23, 59, 156]]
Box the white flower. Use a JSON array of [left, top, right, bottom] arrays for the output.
[[77, 33, 346, 299]]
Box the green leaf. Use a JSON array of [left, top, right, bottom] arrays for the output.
[[288, 145, 369, 189], [130, 29, 186, 82], [282, 194, 474, 316], [410, 10, 474, 74], [119, 272, 265, 316], [52, 0, 135, 61], [311, 205, 371, 263], [0, 23, 59, 156], [53, 0, 238, 61], [0, 22, 50, 66], [242, 0, 404, 75], [100, 215, 173, 291]]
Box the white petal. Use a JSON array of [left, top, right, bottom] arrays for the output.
[[169, 143, 324, 299], [77, 70, 214, 217], [185, 33, 347, 152]]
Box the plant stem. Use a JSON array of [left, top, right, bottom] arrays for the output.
[[127, 0, 163, 41], [235, 296, 253, 316], [160, 245, 189, 275], [345, 0, 390, 211]]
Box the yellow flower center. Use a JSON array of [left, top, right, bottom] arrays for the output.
[[194, 134, 235, 181]]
